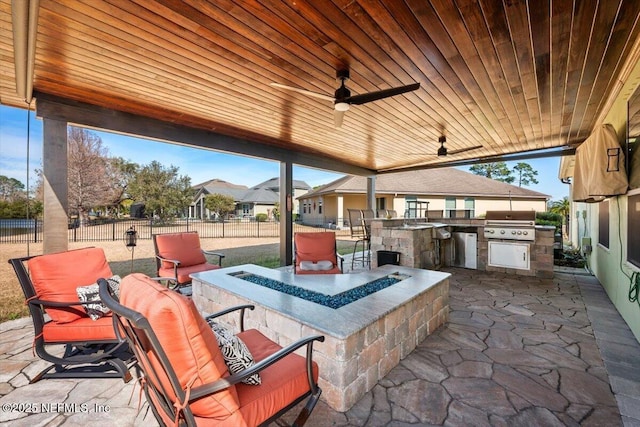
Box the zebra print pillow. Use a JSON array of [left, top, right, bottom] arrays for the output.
[[76, 275, 122, 320], [208, 321, 261, 385]]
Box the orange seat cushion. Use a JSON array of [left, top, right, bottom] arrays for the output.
[[28, 247, 113, 324], [232, 329, 319, 427], [294, 232, 339, 271], [155, 232, 207, 269], [42, 314, 117, 342], [119, 273, 240, 420], [158, 262, 220, 283], [188, 329, 319, 427]]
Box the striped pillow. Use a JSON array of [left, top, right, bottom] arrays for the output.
[[208, 320, 261, 385]]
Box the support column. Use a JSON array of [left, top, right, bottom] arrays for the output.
[[336, 195, 344, 227], [42, 118, 68, 253], [279, 161, 293, 266], [367, 175, 376, 214]]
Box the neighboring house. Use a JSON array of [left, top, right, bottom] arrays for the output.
[[249, 177, 312, 217], [190, 179, 249, 219], [190, 177, 311, 219], [298, 168, 550, 227]]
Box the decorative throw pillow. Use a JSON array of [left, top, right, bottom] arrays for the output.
[[300, 260, 333, 271], [76, 275, 121, 320], [207, 320, 261, 385], [299, 261, 317, 271]]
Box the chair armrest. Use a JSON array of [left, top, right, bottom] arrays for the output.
[[336, 254, 345, 272], [28, 297, 99, 308], [147, 276, 180, 290], [189, 334, 325, 400], [202, 250, 225, 266], [204, 304, 255, 332], [155, 255, 181, 267]]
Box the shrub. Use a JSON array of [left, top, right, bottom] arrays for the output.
[[255, 213, 268, 222], [536, 211, 563, 233]]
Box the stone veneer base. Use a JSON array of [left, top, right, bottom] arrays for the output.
[[191, 264, 449, 412]]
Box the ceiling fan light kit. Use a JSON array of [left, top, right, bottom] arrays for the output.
[[438, 136, 448, 156]]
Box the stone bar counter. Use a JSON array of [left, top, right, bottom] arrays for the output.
[[369, 218, 449, 269]]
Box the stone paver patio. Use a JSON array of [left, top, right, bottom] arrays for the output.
[[1, 266, 638, 426]]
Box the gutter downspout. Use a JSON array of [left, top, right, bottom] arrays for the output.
[[12, 0, 39, 103]]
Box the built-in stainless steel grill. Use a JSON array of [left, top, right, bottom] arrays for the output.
[[483, 211, 536, 241]]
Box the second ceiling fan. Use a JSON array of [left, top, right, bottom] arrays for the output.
[[271, 69, 420, 127]]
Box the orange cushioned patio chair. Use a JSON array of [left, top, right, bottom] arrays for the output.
[[294, 232, 344, 274], [8, 247, 133, 383], [98, 273, 324, 426], [153, 231, 225, 294]]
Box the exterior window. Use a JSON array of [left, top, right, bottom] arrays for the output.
[[628, 193, 640, 268], [445, 198, 456, 218], [303, 203, 307, 214], [242, 204, 251, 215], [464, 198, 475, 218], [376, 197, 386, 211], [598, 200, 609, 248], [318, 199, 323, 214], [404, 196, 417, 218]]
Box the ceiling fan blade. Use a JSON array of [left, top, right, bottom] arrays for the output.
[[447, 145, 484, 155], [346, 83, 420, 105], [270, 83, 335, 102], [334, 110, 345, 127]]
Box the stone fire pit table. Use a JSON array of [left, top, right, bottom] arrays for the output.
[[191, 264, 450, 412]]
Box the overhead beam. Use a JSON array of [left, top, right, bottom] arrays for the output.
[[378, 147, 577, 175], [34, 92, 374, 177]]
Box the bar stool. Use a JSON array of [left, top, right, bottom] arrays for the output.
[[348, 209, 371, 269]]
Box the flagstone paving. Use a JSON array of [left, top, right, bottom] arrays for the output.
[[1, 267, 638, 426]]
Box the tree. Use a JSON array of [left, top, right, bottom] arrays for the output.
[[204, 193, 236, 220], [549, 196, 571, 237], [0, 176, 25, 202], [512, 162, 539, 187], [106, 157, 139, 215], [127, 160, 193, 221], [469, 162, 515, 183], [67, 128, 117, 225]]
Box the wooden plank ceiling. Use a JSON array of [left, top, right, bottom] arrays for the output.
[[1, 0, 640, 174]]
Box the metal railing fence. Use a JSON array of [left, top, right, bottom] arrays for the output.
[[0, 218, 351, 243]]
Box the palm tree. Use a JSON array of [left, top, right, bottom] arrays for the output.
[[549, 197, 570, 238]]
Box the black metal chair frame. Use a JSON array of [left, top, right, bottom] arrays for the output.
[[8, 255, 133, 383], [98, 279, 324, 426]]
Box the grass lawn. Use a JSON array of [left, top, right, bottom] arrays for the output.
[[1, 238, 357, 322]]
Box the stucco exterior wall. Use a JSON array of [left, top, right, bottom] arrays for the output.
[[572, 58, 640, 342]]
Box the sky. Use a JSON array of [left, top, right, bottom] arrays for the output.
[[0, 105, 569, 201]]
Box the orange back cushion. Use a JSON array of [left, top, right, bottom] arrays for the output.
[[119, 273, 240, 419], [29, 247, 113, 323], [155, 232, 207, 268], [294, 232, 337, 266]]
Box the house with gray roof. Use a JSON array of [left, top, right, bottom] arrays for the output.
[[190, 178, 311, 220], [298, 168, 550, 227]]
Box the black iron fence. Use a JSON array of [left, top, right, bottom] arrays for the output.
[[0, 218, 351, 243]]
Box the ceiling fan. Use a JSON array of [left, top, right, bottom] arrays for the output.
[[408, 136, 483, 157], [271, 69, 420, 127]]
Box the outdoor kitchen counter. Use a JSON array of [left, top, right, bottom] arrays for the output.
[[369, 218, 555, 277], [191, 264, 449, 411]]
